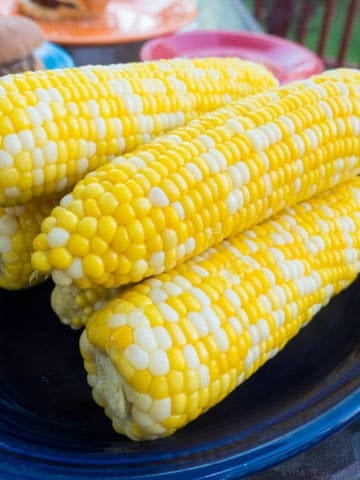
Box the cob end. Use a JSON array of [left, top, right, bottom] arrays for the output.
[[51, 284, 120, 329], [80, 330, 167, 441], [0, 259, 48, 290], [51, 284, 84, 329]]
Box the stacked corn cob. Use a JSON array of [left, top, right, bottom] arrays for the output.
[[0, 57, 277, 290], [2, 60, 360, 441], [43, 67, 360, 441], [0, 57, 277, 206], [80, 178, 360, 440], [33, 68, 360, 291]]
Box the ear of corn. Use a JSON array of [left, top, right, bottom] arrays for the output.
[[80, 178, 360, 441], [0, 198, 58, 289], [33, 68, 360, 290], [0, 57, 277, 206]]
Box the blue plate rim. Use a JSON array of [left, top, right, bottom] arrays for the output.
[[0, 373, 359, 479]]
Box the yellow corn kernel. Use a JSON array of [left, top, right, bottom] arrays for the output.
[[48, 247, 72, 270], [0, 58, 277, 206], [83, 254, 105, 278]]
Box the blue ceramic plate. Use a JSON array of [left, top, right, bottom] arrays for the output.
[[0, 277, 360, 479], [35, 42, 75, 70]]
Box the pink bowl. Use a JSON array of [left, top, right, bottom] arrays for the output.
[[140, 29, 324, 84]]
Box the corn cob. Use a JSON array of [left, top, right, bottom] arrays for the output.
[[0, 57, 277, 206], [32, 68, 360, 290], [80, 178, 360, 441], [0, 198, 58, 289]]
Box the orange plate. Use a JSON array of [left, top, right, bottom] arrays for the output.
[[0, 0, 197, 45]]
